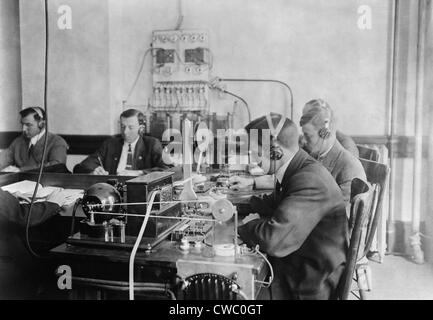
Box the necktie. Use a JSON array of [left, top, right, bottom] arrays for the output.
[[28, 144, 34, 158], [126, 144, 133, 170]]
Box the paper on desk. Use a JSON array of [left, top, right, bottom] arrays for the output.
[[1, 180, 44, 197], [1, 180, 84, 205], [58, 189, 85, 206]]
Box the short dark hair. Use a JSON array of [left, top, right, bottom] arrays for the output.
[[20, 107, 45, 121], [245, 113, 299, 150], [120, 108, 145, 125]]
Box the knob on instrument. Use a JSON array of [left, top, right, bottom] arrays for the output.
[[211, 198, 234, 222]]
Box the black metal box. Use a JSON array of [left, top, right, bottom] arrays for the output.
[[125, 171, 176, 237]]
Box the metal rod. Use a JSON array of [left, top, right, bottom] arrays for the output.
[[410, 0, 426, 264], [88, 211, 219, 223], [386, 0, 399, 253], [219, 78, 294, 120], [234, 209, 238, 261], [86, 199, 217, 208]]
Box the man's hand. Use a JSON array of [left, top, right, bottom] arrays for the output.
[[117, 169, 143, 176], [2, 165, 20, 173], [14, 191, 31, 203], [241, 213, 261, 225], [92, 166, 109, 175], [228, 176, 254, 191]]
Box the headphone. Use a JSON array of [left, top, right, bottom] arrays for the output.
[[265, 114, 285, 161], [270, 136, 284, 160], [29, 107, 46, 129], [318, 118, 331, 139], [137, 112, 146, 136]]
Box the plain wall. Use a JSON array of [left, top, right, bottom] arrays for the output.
[[19, 0, 391, 135], [0, 0, 22, 133]]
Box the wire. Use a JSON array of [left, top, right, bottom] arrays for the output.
[[224, 89, 251, 123], [24, 0, 50, 259], [252, 245, 274, 288], [124, 47, 161, 105], [219, 78, 294, 120], [175, 0, 184, 30], [129, 190, 158, 300], [207, 84, 251, 123]]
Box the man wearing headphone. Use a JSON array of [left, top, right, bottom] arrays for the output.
[[299, 101, 366, 204], [239, 113, 348, 300], [300, 99, 359, 157], [73, 108, 167, 176], [0, 107, 68, 172]]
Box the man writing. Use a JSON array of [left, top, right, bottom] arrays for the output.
[[73, 108, 167, 176], [239, 113, 348, 300], [0, 107, 68, 172]]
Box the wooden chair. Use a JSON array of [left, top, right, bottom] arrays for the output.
[[359, 158, 390, 260], [338, 178, 373, 300], [357, 144, 380, 162]]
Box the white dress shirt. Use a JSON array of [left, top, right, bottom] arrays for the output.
[[29, 129, 46, 149], [275, 152, 296, 184], [116, 136, 139, 173]]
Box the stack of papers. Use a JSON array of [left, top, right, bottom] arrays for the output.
[[1, 180, 44, 198], [1, 180, 84, 206]]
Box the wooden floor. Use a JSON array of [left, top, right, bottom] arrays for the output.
[[353, 255, 433, 300]]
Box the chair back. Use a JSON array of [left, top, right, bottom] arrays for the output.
[[338, 178, 373, 300], [359, 158, 390, 257], [357, 144, 380, 162]]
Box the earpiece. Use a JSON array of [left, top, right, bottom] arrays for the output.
[[270, 137, 284, 161], [38, 120, 45, 129], [318, 118, 331, 139], [29, 107, 45, 129], [137, 112, 146, 136]]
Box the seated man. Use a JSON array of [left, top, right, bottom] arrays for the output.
[[73, 108, 167, 176], [239, 113, 348, 300], [300, 102, 366, 204], [0, 188, 69, 299], [0, 107, 68, 172], [301, 99, 359, 157]]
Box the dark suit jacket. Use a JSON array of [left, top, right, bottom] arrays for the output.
[[239, 149, 348, 300], [73, 135, 168, 174]]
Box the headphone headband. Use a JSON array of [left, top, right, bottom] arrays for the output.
[[265, 113, 285, 140], [30, 107, 44, 120]]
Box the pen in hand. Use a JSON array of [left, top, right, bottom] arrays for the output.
[[93, 155, 108, 175], [97, 155, 104, 169]]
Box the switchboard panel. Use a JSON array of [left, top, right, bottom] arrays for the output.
[[151, 29, 210, 113]]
